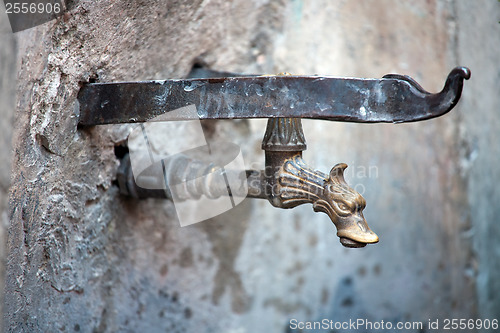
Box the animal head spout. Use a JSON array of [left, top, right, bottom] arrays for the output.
[[275, 155, 379, 248], [314, 163, 379, 248]]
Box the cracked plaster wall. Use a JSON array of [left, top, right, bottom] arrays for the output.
[[2, 0, 500, 332]]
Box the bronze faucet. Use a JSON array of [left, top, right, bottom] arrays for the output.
[[247, 117, 378, 247]]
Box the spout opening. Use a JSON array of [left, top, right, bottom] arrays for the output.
[[340, 237, 367, 248]]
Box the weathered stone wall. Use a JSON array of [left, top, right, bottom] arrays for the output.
[[456, 1, 500, 321], [2, 0, 500, 332], [0, 7, 17, 332]]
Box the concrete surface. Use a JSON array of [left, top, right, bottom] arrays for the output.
[[2, 1, 500, 332]]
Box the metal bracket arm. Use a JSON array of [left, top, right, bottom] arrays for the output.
[[77, 67, 470, 126]]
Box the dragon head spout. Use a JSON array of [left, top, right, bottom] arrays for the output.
[[313, 163, 379, 248]]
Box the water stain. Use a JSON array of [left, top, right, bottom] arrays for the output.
[[179, 248, 193, 268], [159, 264, 168, 276], [184, 307, 192, 319], [264, 297, 311, 316], [357, 266, 366, 277], [199, 199, 252, 314], [308, 233, 318, 246], [321, 287, 329, 305]]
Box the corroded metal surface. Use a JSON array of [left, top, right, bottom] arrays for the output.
[[77, 67, 470, 125]]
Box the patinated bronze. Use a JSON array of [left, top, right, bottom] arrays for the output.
[[256, 117, 378, 248]]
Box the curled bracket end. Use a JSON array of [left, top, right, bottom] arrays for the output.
[[451, 66, 471, 80], [443, 66, 471, 99], [439, 66, 471, 114], [383, 66, 471, 122]]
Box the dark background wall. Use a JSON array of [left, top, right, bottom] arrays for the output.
[[1, 1, 499, 332]]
